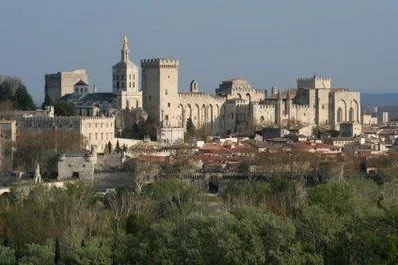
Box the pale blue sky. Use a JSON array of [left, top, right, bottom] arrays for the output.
[[0, 0, 397, 104]]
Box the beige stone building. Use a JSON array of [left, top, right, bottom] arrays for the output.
[[44, 36, 362, 142], [141, 58, 361, 139], [49, 34, 142, 114], [17, 115, 115, 153], [45, 69, 88, 101], [112, 34, 142, 110]]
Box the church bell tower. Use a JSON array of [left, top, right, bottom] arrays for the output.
[[112, 34, 142, 109]]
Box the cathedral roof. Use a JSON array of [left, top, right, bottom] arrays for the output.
[[74, 80, 88, 86], [62, 92, 115, 103], [113, 59, 137, 69]]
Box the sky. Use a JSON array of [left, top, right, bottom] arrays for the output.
[[0, 0, 397, 104]]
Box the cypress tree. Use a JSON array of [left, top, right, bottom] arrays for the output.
[[54, 237, 61, 265], [185, 117, 196, 140]]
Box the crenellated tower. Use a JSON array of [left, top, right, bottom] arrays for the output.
[[141, 58, 180, 127]]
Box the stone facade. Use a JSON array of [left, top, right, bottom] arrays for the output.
[[140, 60, 361, 138], [44, 37, 362, 141], [340, 122, 362, 137], [112, 34, 142, 110], [55, 35, 142, 115], [57, 152, 96, 181], [80, 116, 115, 152], [17, 115, 115, 153], [45, 69, 88, 101]]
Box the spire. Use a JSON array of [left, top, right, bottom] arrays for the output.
[[121, 33, 130, 61]]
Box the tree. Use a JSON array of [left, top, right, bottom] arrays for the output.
[[13, 84, 35, 110], [54, 238, 61, 265], [0, 246, 16, 265], [185, 117, 195, 141], [13, 129, 83, 173], [115, 140, 121, 154], [107, 141, 112, 154], [54, 100, 75, 116], [0, 76, 35, 110], [41, 94, 53, 110]]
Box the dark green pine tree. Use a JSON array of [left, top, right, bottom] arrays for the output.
[[107, 141, 113, 154], [13, 84, 36, 110], [115, 140, 121, 154], [185, 117, 196, 140], [0, 80, 13, 102], [55, 100, 76, 116], [41, 94, 53, 110], [54, 237, 61, 265], [2, 235, 13, 248]]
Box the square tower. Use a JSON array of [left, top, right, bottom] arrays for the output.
[[296, 75, 331, 89], [45, 69, 88, 102], [141, 58, 180, 127]]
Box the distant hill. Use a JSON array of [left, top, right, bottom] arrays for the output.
[[362, 93, 398, 107], [361, 93, 398, 121]]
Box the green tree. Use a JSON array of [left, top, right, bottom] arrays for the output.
[[107, 141, 112, 154], [18, 242, 54, 265], [0, 76, 35, 110], [115, 140, 121, 154], [185, 118, 195, 141], [54, 100, 75, 116], [41, 94, 53, 110], [0, 246, 15, 265], [13, 84, 35, 110], [54, 238, 61, 265]]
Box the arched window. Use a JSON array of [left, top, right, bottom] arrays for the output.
[[349, 108, 354, 122], [337, 107, 343, 123]]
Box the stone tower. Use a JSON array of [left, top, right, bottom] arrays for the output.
[[141, 58, 180, 127], [112, 34, 142, 110]]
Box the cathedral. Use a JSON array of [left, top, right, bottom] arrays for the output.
[[45, 35, 361, 140], [48, 34, 142, 116]]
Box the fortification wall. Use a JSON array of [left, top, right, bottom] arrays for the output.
[[252, 103, 276, 127]]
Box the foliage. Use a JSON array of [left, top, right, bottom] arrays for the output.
[[128, 117, 158, 140], [13, 129, 83, 173], [41, 94, 53, 110], [185, 117, 195, 141], [0, 76, 35, 110], [54, 100, 75, 116], [0, 246, 15, 265], [1, 171, 398, 263]]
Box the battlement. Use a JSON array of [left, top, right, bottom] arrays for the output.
[[296, 75, 331, 82], [81, 116, 115, 121], [293, 104, 310, 109], [179, 92, 225, 102], [254, 103, 275, 109], [141, 58, 179, 68]]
